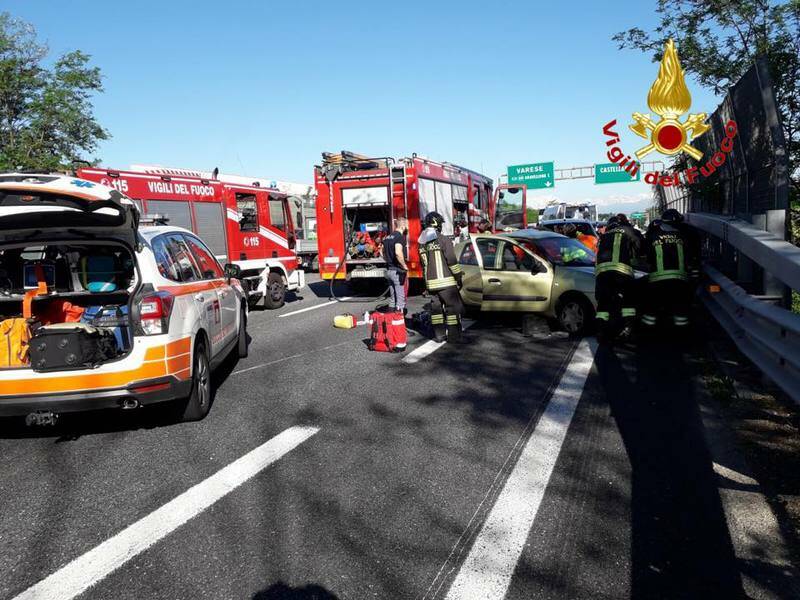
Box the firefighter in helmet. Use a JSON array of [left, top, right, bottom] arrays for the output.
[[641, 209, 692, 330], [419, 211, 465, 342], [594, 214, 644, 342]]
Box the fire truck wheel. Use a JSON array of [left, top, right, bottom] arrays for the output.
[[181, 339, 212, 422], [263, 272, 285, 309], [237, 307, 248, 358]]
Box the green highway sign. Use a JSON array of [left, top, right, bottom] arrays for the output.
[[594, 163, 640, 184], [507, 162, 554, 190]]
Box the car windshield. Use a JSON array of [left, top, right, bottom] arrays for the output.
[[519, 237, 595, 267]]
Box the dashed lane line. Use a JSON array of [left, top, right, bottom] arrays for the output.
[[278, 298, 353, 318], [443, 339, 596, 600], [401, 320, 475, 364], [231, 340, 359, 375], [12, 426, 320, 600]]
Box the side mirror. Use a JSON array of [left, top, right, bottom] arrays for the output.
[[223, 263, 242, 281], [287, 232, 296, 250]]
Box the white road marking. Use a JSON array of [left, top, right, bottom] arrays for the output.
[[232, 340, 357, 375], [14, 426, 320, 600], [401, 320, 475, 364], [278, 298, 352, 318], [445, 340, 596, 600]]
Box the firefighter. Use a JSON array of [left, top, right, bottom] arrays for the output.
[[382, 217, 409, 315], [594, 214, 643, 342], [418, 211, 465, 342], [641, 209, 692, 331]]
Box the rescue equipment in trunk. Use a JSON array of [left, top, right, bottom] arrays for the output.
[[367, 309, 407, 352], [80, 255, 119, 292], [36, 299, 85, 325], [81, 305, 131, 351], [0, 318, 32, 367], [29, 322, 119, 371]]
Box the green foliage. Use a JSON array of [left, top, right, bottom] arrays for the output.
[[0, 12, 108, 172], [614, 0, 800, 200]]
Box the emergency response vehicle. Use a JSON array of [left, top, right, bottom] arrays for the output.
[[0, 174, 248, 423], [314, 152, 493, 282], [77, 165, 304, 309]]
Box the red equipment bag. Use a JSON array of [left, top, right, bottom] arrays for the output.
[[367, 310, 407, 352]]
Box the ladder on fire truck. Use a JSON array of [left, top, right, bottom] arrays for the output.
[[390, 164, 407, 224]]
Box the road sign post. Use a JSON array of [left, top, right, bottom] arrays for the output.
[[594, 163, 641, 184], [507, 162, 554, 190]]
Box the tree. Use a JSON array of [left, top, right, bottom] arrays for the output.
[[0, 12, 109, 171], [613, 0, 799, 241]]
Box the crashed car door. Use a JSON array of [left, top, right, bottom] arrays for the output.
[[456, 238, 483, 306], [479, 240, 553, 312]]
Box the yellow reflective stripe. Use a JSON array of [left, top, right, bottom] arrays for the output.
[[648, 270, 687, 282], [596, 311, 610, 321], [446, 315, 459, 324], [621, 308, 637, 317], [431, 315, 445, 324], [642, 314, 657, 325], [428, 278, 457, 289], [596, 263, 633, 276], [450, 263, 462, 274], [612, 232, 621, 264]]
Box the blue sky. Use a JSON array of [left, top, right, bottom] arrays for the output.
[[6, 1, 721, 213]]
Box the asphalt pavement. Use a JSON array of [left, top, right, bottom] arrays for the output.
[[0, 274, 798, 600]]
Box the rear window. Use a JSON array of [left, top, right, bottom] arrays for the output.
[[152, 234, 200, 282], [184, 235, 223, 279]]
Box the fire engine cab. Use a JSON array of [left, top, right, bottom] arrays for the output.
[[314, 152, 493, 282], [77, 166, 304, 308]]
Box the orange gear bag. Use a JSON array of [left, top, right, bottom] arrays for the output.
[[0, 318, 33, 367]]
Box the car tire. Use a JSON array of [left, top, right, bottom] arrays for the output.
[[237, 307, 248, 358], [181, 339, 212, 422], [557, 295, 595, 337], [263, 272, 285, 309]]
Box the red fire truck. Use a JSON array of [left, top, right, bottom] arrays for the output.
[[77, 165, 304, 308], [314, 153, 493, 282]]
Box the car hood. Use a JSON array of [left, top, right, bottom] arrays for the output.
[[0, 176, 139, 248]]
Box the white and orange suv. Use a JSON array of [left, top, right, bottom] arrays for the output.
[[0, 174, 248, 423]]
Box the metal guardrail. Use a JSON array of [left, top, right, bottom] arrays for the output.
[[703, 265, 800, 402], [688, 212, 800, 402], [688, 213, 800, 292]]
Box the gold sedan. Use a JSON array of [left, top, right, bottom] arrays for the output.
[[454, 229, 598, 335]]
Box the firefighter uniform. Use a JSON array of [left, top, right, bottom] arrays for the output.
[[419, 212, 465, 342], [594, 217, 643, 339], [642, 218, 690, 328]]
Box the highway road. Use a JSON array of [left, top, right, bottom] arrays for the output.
[[1, 274, 798, 600]]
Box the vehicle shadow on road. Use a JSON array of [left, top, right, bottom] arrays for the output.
[[595, 335, 744, 599], [0, 353, 242, 440], [252, 581, 339, 599]]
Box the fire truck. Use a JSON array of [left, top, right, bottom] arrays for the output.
[[314, 152, 493, 282], [77, 165, 304, 308]]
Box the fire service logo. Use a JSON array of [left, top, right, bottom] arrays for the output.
[[601, 39, 738, 187], [630, 39, 709, 160]]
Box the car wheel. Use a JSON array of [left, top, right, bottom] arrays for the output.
[[263, 272, 285, 309], [558, 295, 595, 337], [181, 339, 212, 422], [237, 307, 248, 358]]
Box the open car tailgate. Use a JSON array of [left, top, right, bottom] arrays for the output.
[[0, 175, 139, 248]]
